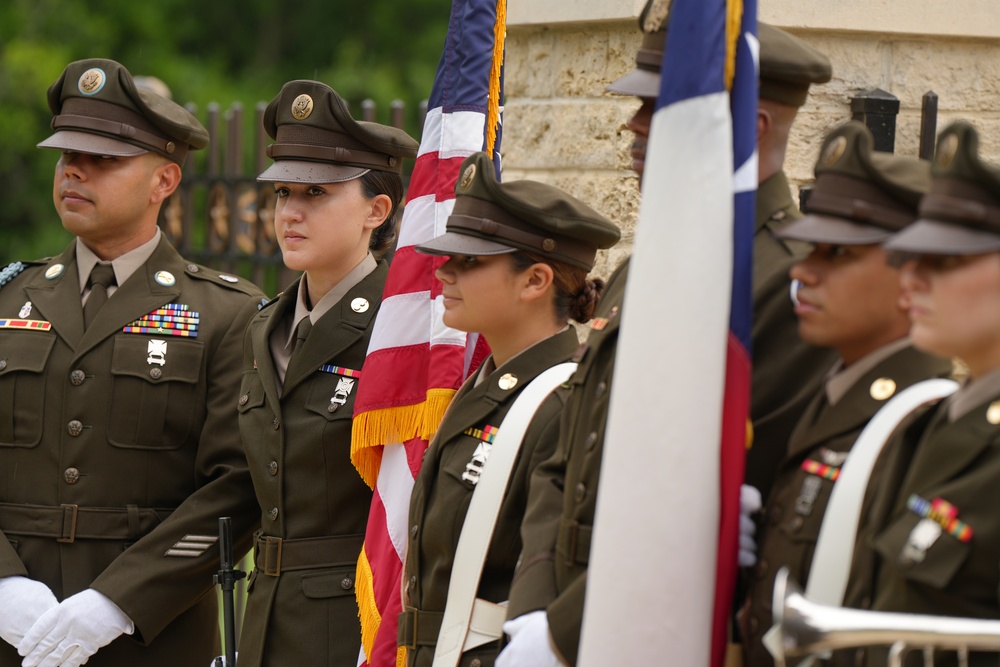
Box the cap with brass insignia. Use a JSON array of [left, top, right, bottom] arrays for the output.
[[38, 59, 208, 164], [778, 122, 931, 245], [415, 152, 621, 271], [258, 80, 418, 184], [606, 5, 831, 107], [605, 0, 667, 98], [758, 23, 832, 107], [885, 122, 1000, 255]]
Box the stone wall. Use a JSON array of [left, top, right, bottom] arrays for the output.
[[503, 1, 1000, 279]]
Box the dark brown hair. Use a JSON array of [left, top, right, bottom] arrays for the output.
[[509, 250, 606, 323], [359, 170, 404, 259]]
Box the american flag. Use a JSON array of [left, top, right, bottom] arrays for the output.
[[350, 1, 505, 665], [578, 1, 756, 665]]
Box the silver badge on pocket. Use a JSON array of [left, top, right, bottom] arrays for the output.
[[327, 377, 356, 413], [900, 518, 943, 565], [147, 339, 168, 366]]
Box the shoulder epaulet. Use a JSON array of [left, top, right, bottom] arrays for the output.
[[257, 292, 283, 311], [183, 263, 263, 296]]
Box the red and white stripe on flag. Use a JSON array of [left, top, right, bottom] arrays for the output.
[[351, 1, 506, 665]]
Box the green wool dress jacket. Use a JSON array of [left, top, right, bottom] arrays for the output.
[[748, 171, 838, 502], [838, 384, 1000, 667], [743, 345, 951, 667], [401, 327, 577, 667], [0, 237, 263, 667], [505, 259, 628, 666], [237, 265, 387, 667]]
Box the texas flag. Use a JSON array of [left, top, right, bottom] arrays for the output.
[[579, 1, 756, 666]]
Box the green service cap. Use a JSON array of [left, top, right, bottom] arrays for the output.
[[38, 58, 208, 164], [258, 80, 418, 183], [779, 121, 931, 244], [886, 122, 1000, 255], [759, 23, 832, 107], [416, 152, 621, 270], [606, 0, 667, 98]]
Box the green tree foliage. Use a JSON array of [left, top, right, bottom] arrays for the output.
[[0, 0, 451, 260]]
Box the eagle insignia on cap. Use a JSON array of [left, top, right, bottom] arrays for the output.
[[937, 134, 959, 168], [291, 94, 314, 121], [78, 68, 106, 96], [459, 164, 476, 191], [821, 135, 847, 167]]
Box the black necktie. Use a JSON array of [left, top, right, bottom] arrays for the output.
[[83, 264, 116, 329]]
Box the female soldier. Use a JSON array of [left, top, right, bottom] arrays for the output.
[[236, 80, 417, 666], [397, 152, 620, 667], [842, 122, 1000, 667]]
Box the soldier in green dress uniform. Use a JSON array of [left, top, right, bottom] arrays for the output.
[[0, 59, 264, 667], [840, 122, 1000, 667], [741, 122, 952, 667], [235, 80, 418, 667], [397, 152, 620, 667]]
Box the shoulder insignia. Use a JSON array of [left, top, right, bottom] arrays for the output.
[[183, 263, 264, 297], [0, 262, 27, 290]]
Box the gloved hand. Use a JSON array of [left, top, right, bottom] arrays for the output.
[[0, 577, 58, 647], [18, 589, 134, 667], [496, 610, 564, 667], [209, 652, 238, 666], [739, 484, 763, 568]]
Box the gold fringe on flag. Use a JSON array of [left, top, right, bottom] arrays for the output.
[[356, 547, 380, 659], [485, 0, 507, 156], [351, 389, 458, 488], [724, 0, 743, 91]]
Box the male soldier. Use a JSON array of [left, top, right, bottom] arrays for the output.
[[741, 122, 952, 667], [0, 59, 262, 667], [499, 13, 835, 667], [839, 122, 1000, 667], [747, 24, 839, 503]]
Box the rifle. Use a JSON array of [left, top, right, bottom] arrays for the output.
[[213, 516, 246, 666]]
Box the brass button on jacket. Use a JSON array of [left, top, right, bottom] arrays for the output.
[[64, 468, 80, 484], [67, 420, 83, 437]]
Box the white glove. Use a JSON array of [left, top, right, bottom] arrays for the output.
[[497, 610, 563, 667], [0, 577, 58, 648], [209, 652, 238, 666], [739, 484, 763, 568], [18, 589, 134, 667]]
